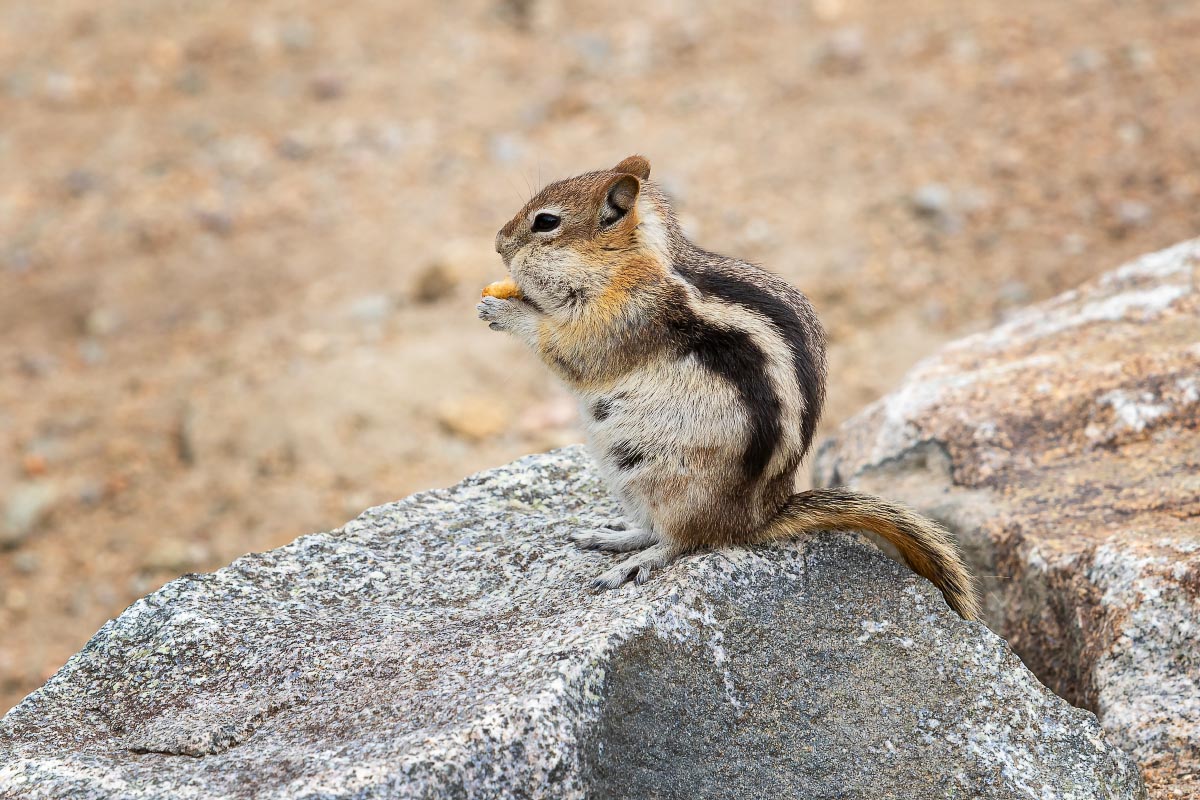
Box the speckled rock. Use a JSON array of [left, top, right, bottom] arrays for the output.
[[0, 448, 1143, 799], [815, 238, 1200, 798]]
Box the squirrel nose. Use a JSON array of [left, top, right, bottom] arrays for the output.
[[494, 231, 505, 255]]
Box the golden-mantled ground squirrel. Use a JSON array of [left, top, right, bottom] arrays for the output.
[[478, 156, 980, 620]]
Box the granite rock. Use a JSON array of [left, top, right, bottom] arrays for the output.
[[816, 238, 1200, 798], [0, 448, 1144, 799]]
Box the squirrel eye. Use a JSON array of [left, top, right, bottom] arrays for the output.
[[531, 212, 561, 233]]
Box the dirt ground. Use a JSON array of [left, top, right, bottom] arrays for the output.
[[1, 0, 1198, 744]]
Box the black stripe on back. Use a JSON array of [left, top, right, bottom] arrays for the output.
[[591, 397, 613, 421], [667, 313, 782, 481], [610, 441, 646, 471], [675, 258, 825, 456]]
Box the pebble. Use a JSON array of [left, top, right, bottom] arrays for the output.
[[175, 67, 207, 96], [63, 169, 99, 197], [77, 482, 104, 507], [1117, 122, 1144, 147], [1070, 48, 1107, 75], [517, 396, 578, 434], [910, 184, 953, 218], [342, 491, 374, 519], [811, 0, 846, 22], [5, 247, 33, 274], [487, 133, 526, 165], [1114, 200, 1152, 229], [568, 33, 612, 73], [310, 73, 345, 102], [815, 27, 865, 74], [5, 588, 28, 612], [277, 134, 312, 161], [195, 208, 234, 236], [1124, 43, 1156, 73], [1061, 233, 1088, 256], [412, 261, 459, 304], [910, 184, 963, 233], [13, 551, 40, 575], [17, 353, 58, 378], [998, 280, 1032, 307], [279, 18, 315, 52], [78, 339, 106, 366], [84, 307, 122, 337], [346, 294, 394, 324], [42, 72, 81, 106], [143, 540, 198, 573], [438, 397, 509, 442], [3, 482, 59, 548]]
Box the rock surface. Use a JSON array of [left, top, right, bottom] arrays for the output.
[[0, 448, 1143, 799], [816, 238, 1200, 798]]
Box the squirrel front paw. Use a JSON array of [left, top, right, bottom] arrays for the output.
[[476, 295, 525, 332]]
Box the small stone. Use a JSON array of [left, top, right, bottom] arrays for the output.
[[277, 134, 312, 160], [297, 331, 331, 356], [310, 73, 345, 101], [1114, 200, 1152, 230], [3, 482, 59, 548], [1124, 43, 1156, 72], [77, 482, 104, 507], [21, 453, 48, 477], [143, 540, 195, 573], [342, 492, 374, 520], [195, 208, 234, 236], [279, 17, 315, 52], [346, 294, 394, 324], [1070, 47, 1106, 74], [42, 72, 80, 105], [412, 261, 459, 304], [812, 0, 846, 23], [910, 184, 952, 218], [13, 551, 40, 575], [197, 309, 228, 335], [437, 397, 509, 442], [78, 339, 106, 366], [487, 132, 526, 165], [949, 35, 980, 64], [4, 588, 28, 612], [17, 353, 58, 378], [998, 280, 1031, 307], [83, 307, 122, 337], [1116, 122, 1144, 146], [1061, 233, 1087, 256], [815, 27, 865, 74], [63, 169, 98, 197], [571, 32, 610, 62], [174, 67, 207, 95], [517, 396, 578, 434]]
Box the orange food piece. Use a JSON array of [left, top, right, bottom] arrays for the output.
[[482, 277, 523, 300]]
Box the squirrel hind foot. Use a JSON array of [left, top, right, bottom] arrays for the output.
[[589, 543, 678, 590]]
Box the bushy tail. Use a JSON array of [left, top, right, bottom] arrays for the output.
[[756, 487, 981, 620]]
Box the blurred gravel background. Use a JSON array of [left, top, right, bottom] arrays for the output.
[[2, 0, 1198, 713]]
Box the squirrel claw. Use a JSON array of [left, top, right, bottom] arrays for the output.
[[477, 296, 521, 331]]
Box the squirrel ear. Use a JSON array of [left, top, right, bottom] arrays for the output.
[[601, 174, 640, 226], [612, 155, 650, 181]]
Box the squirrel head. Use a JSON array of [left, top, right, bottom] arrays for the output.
[[495, 155, 679, 319]]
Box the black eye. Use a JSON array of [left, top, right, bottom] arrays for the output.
[[531, 212, 561, 233]]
